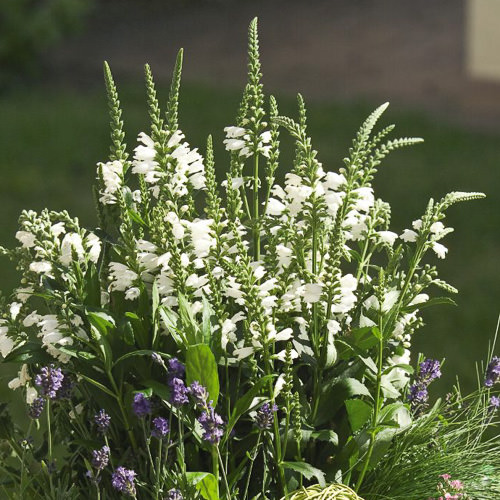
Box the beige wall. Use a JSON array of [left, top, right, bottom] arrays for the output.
[[467, 0, 500, 80]]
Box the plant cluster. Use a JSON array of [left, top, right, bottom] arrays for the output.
[[0, 18, 498, 500]]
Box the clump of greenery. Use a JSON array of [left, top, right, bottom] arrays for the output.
[[0, 17, 496, 500]]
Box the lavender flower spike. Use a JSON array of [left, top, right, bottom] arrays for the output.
[[485, 356, 500, 387], [169, 377, 189, 406], [189, 381, 209, 408], [111, 467, 137, 497], [165, 489, 183, 500], [132, 393, 151, 418], [28, 397, 45, 419], [255, 402, 278, 430], [151, 416, 169, 439], [94, 409, 111, 434], [198, 403, 224, 444], [91, 445, 110, 471], [34, 365, 64, 399]]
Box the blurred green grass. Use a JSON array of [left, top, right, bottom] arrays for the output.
[[0, 79, 499, 398]]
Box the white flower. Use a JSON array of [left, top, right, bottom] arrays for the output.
[[0, 325, 14, 358], [400, 229, 418, 242], [9, 302, 22, 320], [86, 233, 102, 262], [382, 290, 400, 312], [327, 319, 341, 335], [303, 283, 323, 304], [233, 346, 254, 360], [323, 172, 346, 191], [23, 311, 41, 327], [15, 231, 36, 248], [29, 261, 52, 274], [432, 242, 448, 259], [412, 219, 422, 230], [274, 348, 298, 362], [8, 364, 30, 390], [60, 232, 84, 266], [409, 293, 429, 306], [26, 386, 37, 404], [50, 222, 66, 237], [125, 287, 141, 301], [276, 244, 293, 268], [363, 295, 380, 310], [165, 212, 186, 240], [224, 126, 246, 138], [360, 314, 376, 327], [16, 287, 33, 303], [377, 231, 398, 246], [109, 262, 138, 292], [266, 198, 286, 216], [430, 221, 445, 234], [98, 160, 123, 204], [190, 219, 215, 258], [275, 328, 293, 342]]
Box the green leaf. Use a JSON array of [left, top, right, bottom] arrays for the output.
[[2, 342, 52, 364], [186, 472, 219, 500], [202, 297, 212, 345], [113, 350, 169, 368], [316, 377, 372, 426], [57, 346, 97, 361], [224, 375, 274, 442], [128, 209, 148, 227], [87, 311, 115, 337], [345, 399, 373, 432], [142, 379, 169, 402], [382, 363, 414, 376], [186, 344, 219, 406], [282, 461, 326, 487], [79, 373, 116, 398], [404, 296, 456, 313], [178, 294, 200, 344], [83, 264, 101, 308]]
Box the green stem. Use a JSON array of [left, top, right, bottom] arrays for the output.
[[217, 446, 230, 499], [212, 446, 220, 498], [155, 439, 163, 500], [253, 153, 260, 260], [107, 369, 138, 451], [19, 420, 33, 498], [355, 331, 384, 492], [243, 432, 261, 500]]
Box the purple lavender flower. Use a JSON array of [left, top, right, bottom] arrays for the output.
[[408, 384, 428, 406], [91, 445, 110, 470], [111, 467, 137, 496], [28, 397, 45, 419], [132, 393, 151, 418], [189, 381, 208, 408], [255, 403, 278, 430], [169, 377, 189, 407], [94, 409, 111, 433], [198, 404, 224, 444], [419, 359, 442, 383], [34, 365, 64, 399], [57, 374, 74, 399], [167, 358, 185, 383], [485, 356, 500, 387], [165, 489, 183, 500], [151, 417, 169, 439], [489, 395, 500, 410]]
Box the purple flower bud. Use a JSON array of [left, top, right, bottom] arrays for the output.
[[167, 358, 185, 383], [34, 365, 64, 399], [28, 397, 45, 419], [111, 467, 137, 496], [57, 374, 74, 400], [489, 395, 500, 410], [132, 393, 151, 418], [419, 359, 442, 383], [169, 378, 189, 407], [255, 403, 278, 430], [198, 403, 224, 444], [485, 356, 500, 387], [408, 384, 428, 408], [189, 381, 208, 408], [165, 489, 183, 500], [151, 417, 169, 439], [91, 445, 110, 470], [94, 409, 111, 433]]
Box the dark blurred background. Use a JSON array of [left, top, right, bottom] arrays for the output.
[[2, 0, 500, 394]]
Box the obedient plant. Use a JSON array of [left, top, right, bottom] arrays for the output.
[[0, 17, 496, 500]]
